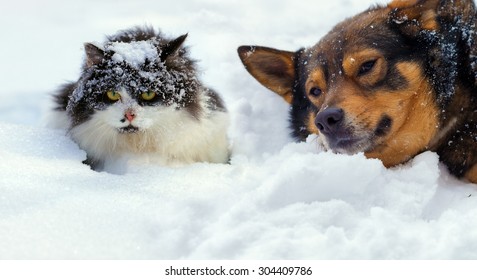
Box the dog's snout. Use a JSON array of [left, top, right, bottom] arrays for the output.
[[315, 107, 344, 134]]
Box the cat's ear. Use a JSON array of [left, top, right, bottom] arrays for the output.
[[84, 43, 105, 67], [160, 34, 188, 60]]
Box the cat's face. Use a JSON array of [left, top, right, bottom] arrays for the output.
[[93, 88, 161, 133], [67, 35, 200, 128]]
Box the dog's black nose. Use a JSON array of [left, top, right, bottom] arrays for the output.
[[315, 107, 344, 134]]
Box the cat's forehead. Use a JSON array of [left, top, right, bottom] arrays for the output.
[[90, 39, 167, 89], [87, 63, 162, 92]]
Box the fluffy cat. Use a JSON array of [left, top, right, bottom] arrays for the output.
[[52, 26, 229, 172]]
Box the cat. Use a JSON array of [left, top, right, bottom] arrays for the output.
[[52, 26, 229, 172]]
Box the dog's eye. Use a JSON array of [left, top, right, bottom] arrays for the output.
[[309, 87, 322, 97], [358, 60, 377, 76]]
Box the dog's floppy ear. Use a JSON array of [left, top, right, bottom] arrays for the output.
[[388, 0, 440, 36], [238, 46, 295, 104]]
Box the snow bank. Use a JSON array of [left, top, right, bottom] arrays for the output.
[[1, 122, 476, 259]]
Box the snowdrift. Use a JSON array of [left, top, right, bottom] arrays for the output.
[[1, 0, 477, 259], [1, 121, 476, 259]]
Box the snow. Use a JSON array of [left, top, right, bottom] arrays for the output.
[[1, 0, 477, 259], [109, 41, 159, 69]]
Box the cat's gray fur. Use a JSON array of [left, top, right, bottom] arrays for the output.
[[52, 26, 229, 172]]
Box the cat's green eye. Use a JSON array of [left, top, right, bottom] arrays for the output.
[[141, 91, 156, 101], [106, 90, 121, 101]]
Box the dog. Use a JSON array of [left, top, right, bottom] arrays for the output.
[[238, 0, 477, 183]]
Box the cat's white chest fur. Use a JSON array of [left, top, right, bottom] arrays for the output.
[[65, 89, 229, 172]]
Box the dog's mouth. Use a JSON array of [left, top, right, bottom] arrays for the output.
[[118, 125, 140, 134], [318, 113, 391, 155], [324, 134, 372, 155]]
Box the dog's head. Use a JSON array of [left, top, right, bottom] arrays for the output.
[[238, 0, 449, 166]]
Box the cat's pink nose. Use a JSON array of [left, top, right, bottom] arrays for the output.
[[125, 110, 136, 122]]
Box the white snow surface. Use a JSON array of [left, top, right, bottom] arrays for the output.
[[1, 0, 477, 259]]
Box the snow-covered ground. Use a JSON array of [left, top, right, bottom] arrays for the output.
[[1, 0, 477, 259]]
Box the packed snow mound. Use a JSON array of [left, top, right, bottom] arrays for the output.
[[1, 122, 476, 259]]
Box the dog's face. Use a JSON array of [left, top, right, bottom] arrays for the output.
[[238, 0, 443, 167]]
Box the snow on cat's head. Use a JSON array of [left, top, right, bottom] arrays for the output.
[[109, 41, 159, 70]]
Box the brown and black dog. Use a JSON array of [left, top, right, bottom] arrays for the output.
[[238, 0, 477, 183]]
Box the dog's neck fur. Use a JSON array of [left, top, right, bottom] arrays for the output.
[[423, 0, 477, 179]]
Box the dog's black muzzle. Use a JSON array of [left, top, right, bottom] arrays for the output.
[[315, 107, 362, 152]]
